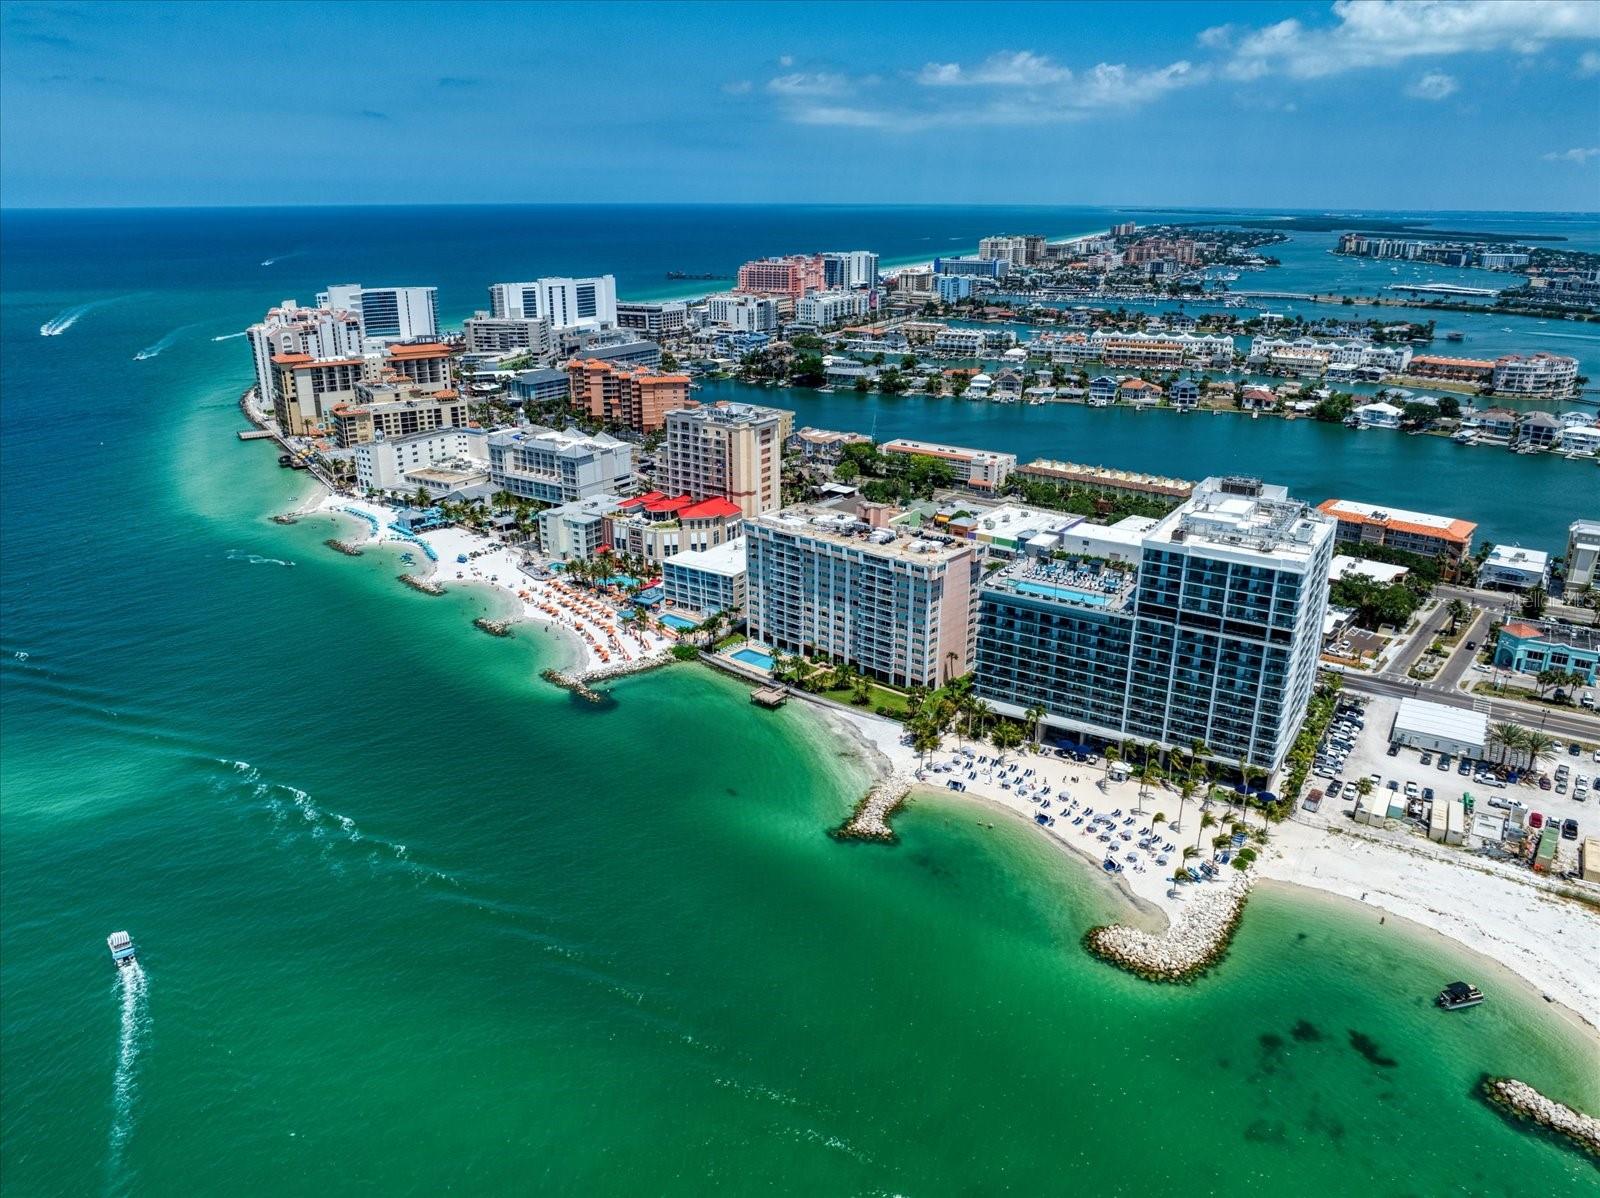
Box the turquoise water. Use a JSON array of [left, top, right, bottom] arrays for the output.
[[3, 207, 1598, 1196], [1013, 580, 1114, 605], [731, 647, 775, 670]]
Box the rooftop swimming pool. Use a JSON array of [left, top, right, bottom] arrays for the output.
[[731, 647, 774, 671], [659, 613, 698, 632], [1011, 580, 1115, 606]]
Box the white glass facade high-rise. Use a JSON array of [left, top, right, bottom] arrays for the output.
[[317, 283, 438, 347], [488, 276, 617, 332]]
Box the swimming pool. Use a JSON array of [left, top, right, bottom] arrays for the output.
[[659, 613, 697, 632], [731, 648, 774, 671], [1012, 580, 1114, 606]]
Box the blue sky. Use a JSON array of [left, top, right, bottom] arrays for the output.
[[3, 0, 1598, 210]]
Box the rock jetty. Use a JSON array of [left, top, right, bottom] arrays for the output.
[[575, 650, 674, 683], [398, 573, 444, 596], [1482, 1077, 1600, 1158], [834, 771, 914, 842], [324, 538, 363, 556], [473, 617, 514, 637], [541, 668, 603, 703], [1084, 873, 1251, 982], [271, 513, 300, 526]]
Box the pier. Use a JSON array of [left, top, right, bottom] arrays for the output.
[[750, 685, 788, 709]]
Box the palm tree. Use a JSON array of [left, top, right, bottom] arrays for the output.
[[1023, 703, 1047, 750], [1173, 777, 1196, 833], [1355, 776, 1374, 801], [1445, 598, 1471, 634], [1488, 721, 1528, 767], [911, 724, 941, 768], [990, 719, 1024, 762], [1522, 730, 1556, 773], [1195, 812, 1217, 851], [1103, 745, 1121, 790]]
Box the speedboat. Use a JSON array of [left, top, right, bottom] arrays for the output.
[[1437, 981, 1484, 1010], [107, 930, 137, 969]]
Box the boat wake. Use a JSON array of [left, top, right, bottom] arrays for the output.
[[39, 295, 128, 337], [107, 962, 149, 1179], [208, 757, 456, 887], [133, 327, 189, 361], [225, 549, 296, 567], [210, 331, 247, 342], [260, 250, 304, 267]]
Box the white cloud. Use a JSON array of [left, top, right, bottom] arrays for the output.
[[1579, 49, 1600, 75], [783, 57, 1202, 131], [777, 55, 793, 68], [916, 50, 1072, 87], [766, 71, 850, 97], [1406, 71, 1459, 99], [1544, 146, 1600, 163], [1198, 24, 1236, 50], [1226, 1, 1600, 81], [721, 80, 753, 96]]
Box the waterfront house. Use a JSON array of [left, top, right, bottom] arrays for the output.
[[1559, 410, 1595, 428], [993, 369, 1025, 400], [1352, 401, 1402, 428], [967, 372, 994, 398], [1170, 379, 1201, 409], [1242, 386, 1279, 412], [1118, 378, 1162, 406], [1088, 376, 1119, 406], [1471, 407, 1520, 441], [1558, 424, 1600, 456], [1516, 411, 1561, 449]]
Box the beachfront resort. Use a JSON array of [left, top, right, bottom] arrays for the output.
[[240, 229, 1600, 1032]]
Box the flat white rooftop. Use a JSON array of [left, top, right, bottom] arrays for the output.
[[1393, 698, 1487, 747], [665, 540, 746, 577], [1332, 555, 1409, 584]]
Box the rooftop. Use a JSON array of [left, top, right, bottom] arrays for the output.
[[754, 506, 974, 563], [982, 554, 1138, 611], [1500, 620, 1600, 651], [1151, 477, 1331, 564], [664, 539, 747, 576], [668, 401, 789, 426], [1393, 697, 1488, 745], [879, 438, 1017, 465], [1318, 498, 1477, 544]]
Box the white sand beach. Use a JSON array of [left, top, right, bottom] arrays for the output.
[[816, 704, 1600, 1028], [322, 496, 673, 675]]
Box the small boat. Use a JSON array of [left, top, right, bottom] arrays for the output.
[[1445, 331, 1465, 342], [107, 930, 137, 969], [1437, 981, 1484, 1010]]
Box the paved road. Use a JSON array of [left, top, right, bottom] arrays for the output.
[[1339, 671, 1600, 743], [1433, 608, 1488, 691]]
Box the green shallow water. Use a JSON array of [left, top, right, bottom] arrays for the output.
[[3, 208, 1598, 1196]]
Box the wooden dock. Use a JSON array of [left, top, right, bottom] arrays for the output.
[[237, 429, 276, 441], [750, 686, 788, 709]]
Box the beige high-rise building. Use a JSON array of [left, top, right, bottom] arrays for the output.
[[658, 402, 793, 517]]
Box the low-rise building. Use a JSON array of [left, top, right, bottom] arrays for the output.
[[1016, 460, 1193, 503], [487, 426, 634, 504], [1316, 498, 1476, 573], [1479, 545, 1550, 591], [606, 492, 743, 565], [354, 427, 488, 493], [1407, 354, 1495, 385], [509, 368, 572, 405], [1390, 698, 1488, 759], [795, 290, 871, 328], [330, 386, 470, 447], [1494, 620, 1600, 683], [662, 540, 747, 616], [1492, 352, 1578, 397], [879, 438, 1017, 491], [539, 494, 623, 561], [705, 292, 781, 333], [1352, 401, 1402, 428], [463, 312, 553, 355], [789, 426, 873, 463], [1090, 330, 1234, 369], [616, 300, 692, 337]]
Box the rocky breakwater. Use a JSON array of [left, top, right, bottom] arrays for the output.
[[325, 538, 363, 556], [834, 771, 915, 843], [398, 573, 444, 596], [1085, 873, 1252, 983], [1482, 1077, 1600, 1159], [473, 617, 515, 637], [576, 649, 674, 683]]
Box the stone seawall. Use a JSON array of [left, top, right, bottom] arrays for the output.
[[473, 617, 514, 637], [399, 573, 444, 596], [1482, 1076, 1600, 1159], [1084, 874, 1252, 982]]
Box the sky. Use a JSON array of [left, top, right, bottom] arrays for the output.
[[2, 0, 1599, 211]]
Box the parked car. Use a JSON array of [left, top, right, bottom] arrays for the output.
[[1387, 779, 1399, 792], [1327, 779, 1344, 797], [1404, 781, 1420, 798], [1562, 818, 1580, 840], [1465, 640, 1476, 650], [1420, 752, 1433, 766], [1386, 744, 1400, 757], [1529, 812, 1544, 829], [1539, 776, 1552, 791], [1423, 787, 1435, 802], [1570, 744, 1583, 757], [1582, 694, 1595, 710], [1437, 759, 1450, 772], [1369, 772, 1382, 786], [1457, 760, 1472, 775]]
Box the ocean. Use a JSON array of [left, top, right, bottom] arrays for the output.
[[2, 205, 1597, 1195]]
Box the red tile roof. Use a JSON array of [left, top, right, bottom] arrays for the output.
[[1501, 622, 1545, 639], [680, 497, 742, 520]]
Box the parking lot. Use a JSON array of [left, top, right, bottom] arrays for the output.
[[1310, 694, 1595, 843]]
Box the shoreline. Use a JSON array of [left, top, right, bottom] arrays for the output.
[[787, 702, 1600, 1032]]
